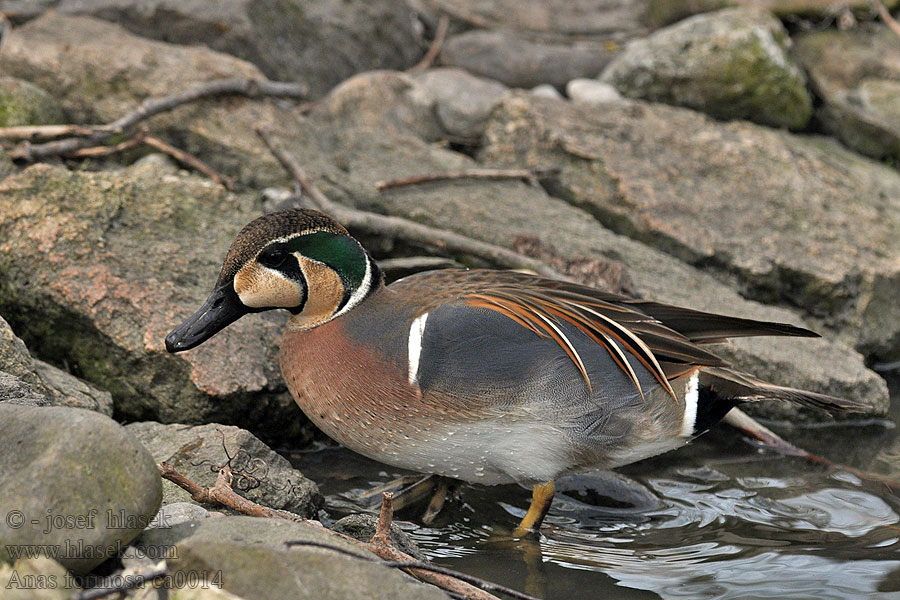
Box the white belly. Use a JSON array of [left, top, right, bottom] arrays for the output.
[[374, 419, 575, 486]]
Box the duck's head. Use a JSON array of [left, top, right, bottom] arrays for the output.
[[165, 209, 381, 353]]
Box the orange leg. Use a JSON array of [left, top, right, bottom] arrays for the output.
[[513, 481, 555, 537]]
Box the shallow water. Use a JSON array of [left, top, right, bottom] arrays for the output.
[[291, 373, 900, 599]]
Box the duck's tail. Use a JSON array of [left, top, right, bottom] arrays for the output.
[[700, 367, 868, 414]]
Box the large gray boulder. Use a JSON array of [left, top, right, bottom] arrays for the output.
[[0, 315, 113, 414], [433, 0, 649, 89], [601, 8, 812, 129], [127, 422, 322, 518], [647, 0, 900, 27], [478, 93, 900, 368], [793, 25, 900, 161], [53, 0, 424, 98], [0, 162, 311, 443], [0, 404, 162, 574], [441, 30, 618, 90], [411, 67, 508, 142]]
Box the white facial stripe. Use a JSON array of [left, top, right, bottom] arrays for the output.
[[333, 249, 373, 319], [681, 371, 700, 437], [407, 312, 429, 386]]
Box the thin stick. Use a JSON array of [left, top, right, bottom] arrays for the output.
[[370, 492, 395, 548], [0, 124, 96, 140], [407, 15, 450, 73], [67, 132, 147, 158], [11, 78, 309, 162], [143, 135, 234, 189], [255, 127, 571, 280], [875, 0, 900, 38], [375, 168, 558, 191]]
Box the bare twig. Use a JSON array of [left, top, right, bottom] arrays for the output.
[[0, 124, 96, 140], [370, 492, 395, 548], [143, 135, 234, 189], [72, 564, 168, 600], [874, 1, 900, 38], [10, 78, 308, 162], [67, 131, 147, 158], [255, 127, 571, 280], [375, 168, 558, 191], [408, 15, 450, 73], [724, 408, 900, 493], [157, 462, 306, 522]]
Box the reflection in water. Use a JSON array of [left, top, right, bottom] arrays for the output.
[[291, 376, 900, 600]]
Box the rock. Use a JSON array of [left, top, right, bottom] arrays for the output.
[[0, 76, 64, 127], [441, 30, 617, 90], [300, 78, 889, 420], [478, 93, 900, 368], [647, 0, 900, 27], [0, 404, 162, 574], [126, 422, 322, 518], [170, 587, 246, 600], [531, 84, 563, 99], [0, 162, 312, 443], [142, 516, 446, 600], [331, 514, 427, 562], [149, 503, 214, 529], [600, 8, 812, 130], [0, 371, 48, 407], [0, 557, 76, 600], [308, 71, 444, 144], [0, 316, 113, 415], [793, 26, 900, 161], [54, 0, 424, 98], [0, 12, 306, 187], [411, 67, 508, 141], [566, 79, 623, 104], [412, 0, 650, 41]]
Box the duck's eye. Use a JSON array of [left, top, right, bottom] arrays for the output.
[[258, 247, 288, 269]]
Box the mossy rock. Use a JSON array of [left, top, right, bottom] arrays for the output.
[[602, 8, 812, 130], [0, 77, 64, 127]]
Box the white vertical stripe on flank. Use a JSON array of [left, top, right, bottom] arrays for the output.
[[408, 312, 430, 386]]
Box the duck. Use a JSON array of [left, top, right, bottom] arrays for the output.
[[165, 208, 864, 535]]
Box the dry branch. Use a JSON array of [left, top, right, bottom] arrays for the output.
[[0, 124, 96, 140], [375, 168, 558, 191], [157, 462, 306, 523], [255, 127, 571, 280], [723, 408, 900, 493], [407, 15, 450, 73], [8, 78, 308, 162], [875, 0, 900, 37], [143, 135, 234, 189], [68, 132, 148, 158]]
